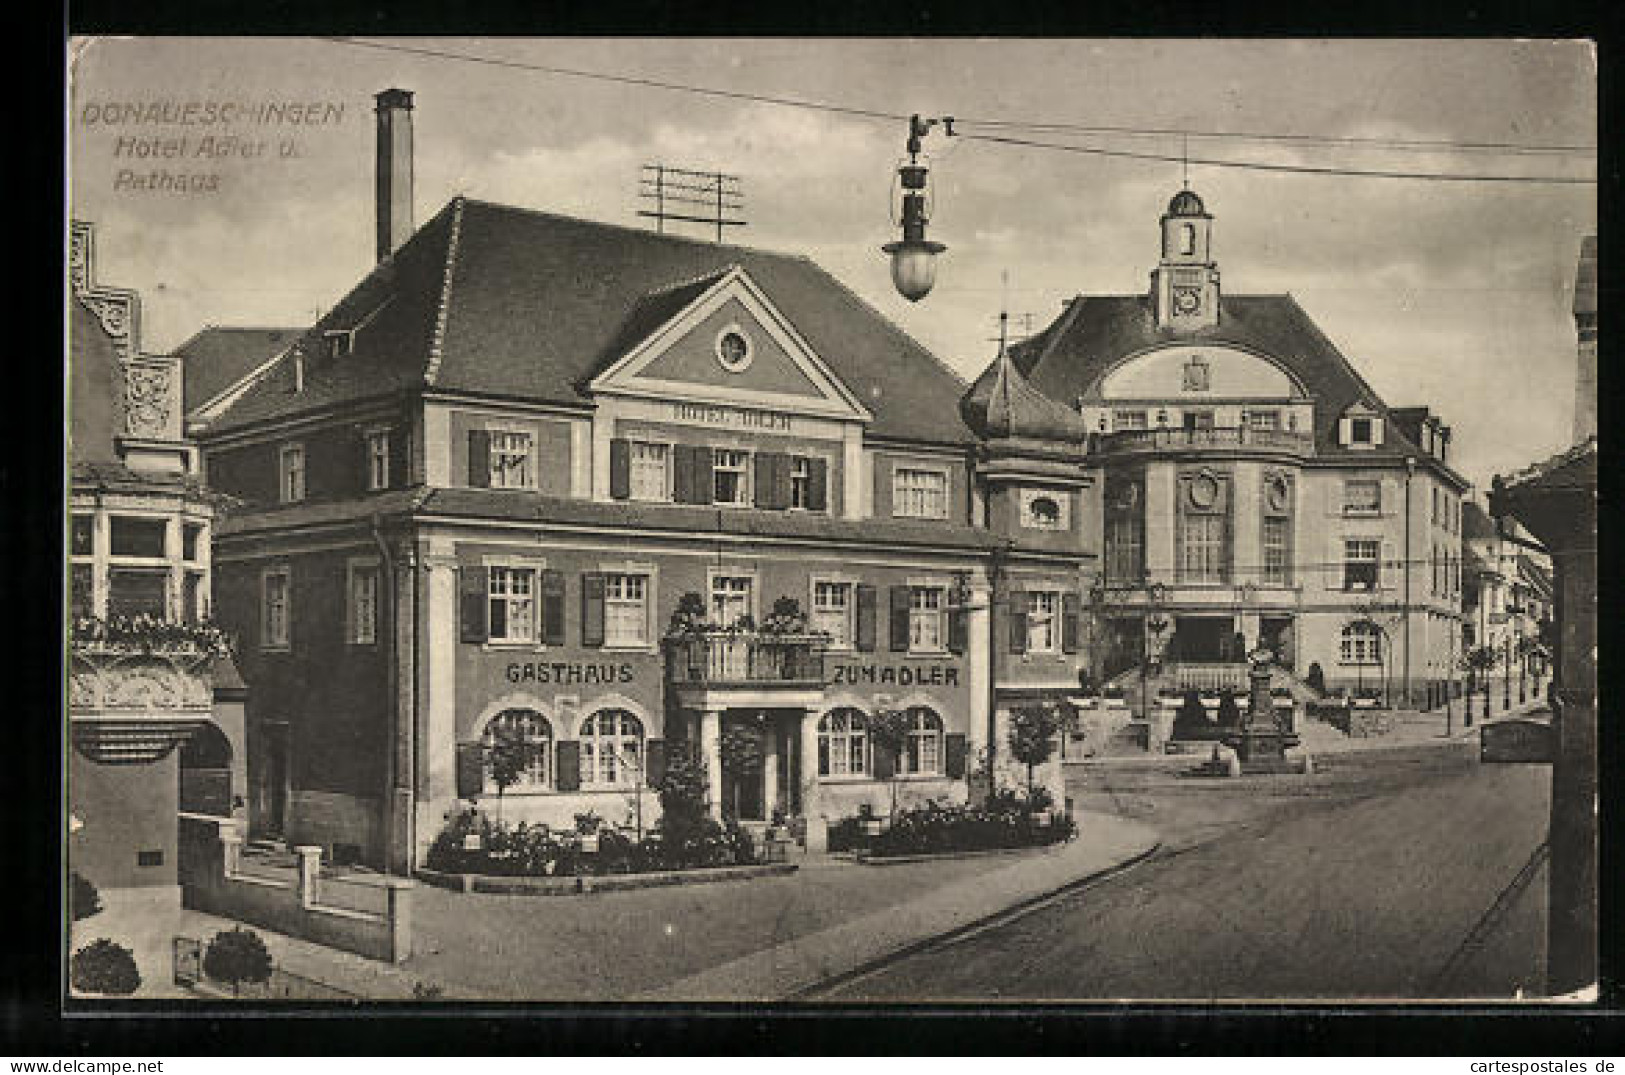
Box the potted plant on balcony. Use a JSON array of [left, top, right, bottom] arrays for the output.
[[666, 592, 716, 640]]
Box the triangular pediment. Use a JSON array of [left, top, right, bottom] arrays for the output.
[[588, 266, 872, 422]]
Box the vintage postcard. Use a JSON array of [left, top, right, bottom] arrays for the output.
[[64, 37, 1597, 1004]]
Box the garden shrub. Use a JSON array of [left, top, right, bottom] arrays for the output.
[[858, 788, 1075, 858], [70, 938, 140, 995], [70, 871, 102, 922], [203, 927, 273, 996]]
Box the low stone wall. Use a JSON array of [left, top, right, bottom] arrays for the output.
[[180, 815, 413, 963], [415, 861, 796, 896]]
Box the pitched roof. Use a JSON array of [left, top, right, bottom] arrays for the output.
[[1006, 293, 1454, 468], [1497, 436, 1597, 495], [1461, 499, 1502, 541], [208, 198, 972, 445], [174, 327, 300, 413]]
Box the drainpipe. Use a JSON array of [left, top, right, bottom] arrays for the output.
[[986, 539, 1011, 782], [371, 512, 413, 874], [1403, 457, 1415, 708]]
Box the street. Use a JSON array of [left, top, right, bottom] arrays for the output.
[[815, 741, 1551, 1001]]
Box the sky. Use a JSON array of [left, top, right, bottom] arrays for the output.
[[67, 37, 1595, 491]]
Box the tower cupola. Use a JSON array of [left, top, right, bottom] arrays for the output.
[[1151, 187, 1221, 331]]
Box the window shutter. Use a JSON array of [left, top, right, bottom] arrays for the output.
[[1371, 418, 1385, 446], [806, 457, 829, 513], [948, 608, 967, 654], [888, 586, 912, 652], [872, 736, 896, 781], [773, 453, 794, 510], [672, 445, 695, 504], [692, 446, 714, 505], [580, 572, 606, 647], [644, 738, 666, 788], [1379, 538, 1396, 591], [1062, 591, 1082, 654], [541, 570, 567, 645], [555, 740, 581, 792], [609, 438, 632, 500], [1008, 588, 1028, 655], [1337, 417, 1353, 446], [458, 565, 489, 644], [468, 429, 491, 488], [753, 452, 775, 509], [389, 424, 409, 488], [944, 732, 968, 779], [455, 742, 484, 800], [855, 584, 878, 652]]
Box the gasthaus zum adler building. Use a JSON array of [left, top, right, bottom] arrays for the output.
[[197, 90, 1095, 872]]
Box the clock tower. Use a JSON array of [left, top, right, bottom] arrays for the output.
[[1151, 188, 1221, 331]]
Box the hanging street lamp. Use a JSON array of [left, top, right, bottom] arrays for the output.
[[883, 114, 952, 302]]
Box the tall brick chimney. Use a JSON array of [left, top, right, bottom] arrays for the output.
[[375, 89, 415, 263]]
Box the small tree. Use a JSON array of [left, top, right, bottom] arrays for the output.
[[70, 871, 102, 922], [867, 706, 912, 825], [1008, 699, 1066, 804], [1462, 645, 1500, 712], [70, 939, 140, 995], [203, 926, 273, 997], [656, 744, 712, 865], [484, 722, 539, 822]]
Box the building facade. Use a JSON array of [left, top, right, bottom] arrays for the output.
[[68, 220, 246, 901], [198, 91, 1094, 871], [1001, 188, 1469, 740]]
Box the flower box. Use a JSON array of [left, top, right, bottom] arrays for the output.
[[579, 834, 600, 854]]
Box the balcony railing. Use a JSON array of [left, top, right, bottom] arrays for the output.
[[1168, 661, 1249, 692], [1096, 426, 1315, 456], [665, 633, 828, 688]]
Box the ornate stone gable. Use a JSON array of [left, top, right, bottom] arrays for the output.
[[71, 220, 183, 442]]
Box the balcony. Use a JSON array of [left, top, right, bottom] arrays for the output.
[[666, 633, 828, 689], [1095, 426, 1315, 458], [68, 616, 228, 763]]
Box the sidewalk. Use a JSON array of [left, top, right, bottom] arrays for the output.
[[637, 810, 1159, 1001]]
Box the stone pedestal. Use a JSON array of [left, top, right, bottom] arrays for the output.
[[1224, 649, 1300, 774]]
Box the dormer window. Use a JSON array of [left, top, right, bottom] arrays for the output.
[[1338, 407, 1384, 448], [325, 330, 353, 360]]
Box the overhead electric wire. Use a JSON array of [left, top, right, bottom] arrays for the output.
[[956, 130, 1595, 185], [954, 117, 1594, 156], [320, 37, 1595, 186]]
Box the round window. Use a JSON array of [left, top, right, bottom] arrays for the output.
[[1266, 475, 1290, 513], [715, 327, 753, 373], [1029, 496, 1061, 525], [1188, 473, 1220, 510]]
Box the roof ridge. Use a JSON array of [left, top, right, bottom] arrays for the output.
[[458, 197, 803, 260], [643, 265, 735, 299], [424, 196, 467, 387]]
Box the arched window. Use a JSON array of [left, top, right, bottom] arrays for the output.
[[1339, 622, 1383, 666], [818, 707, 869, 778], [900, 706, 944, 776], [1179, 223, 1196, 256], [580, 709, 644, 788], [482, 709, 553, 791]]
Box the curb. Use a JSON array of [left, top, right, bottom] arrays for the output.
[[786, 836, 1163, 999], [855, 843, 1067, 867], [416, 861, 797, 895]]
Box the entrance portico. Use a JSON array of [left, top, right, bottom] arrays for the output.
[[666, 632, 826, 821]]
